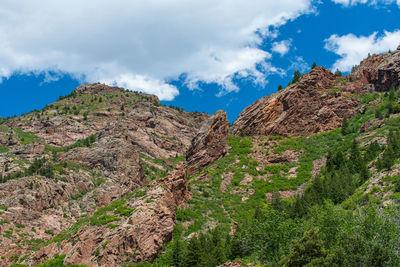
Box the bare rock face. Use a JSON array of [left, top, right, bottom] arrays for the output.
[[348, 53, 386, 91], [185, 110, 229, 175], [231, 67, 359, 137], [62, 121, 145, 188], [33, 164, 189, 266], [6, 84, 208, 157], [374, 45, 400, 91], [11, 142, 45, 160], [0, 84, 208, 266]]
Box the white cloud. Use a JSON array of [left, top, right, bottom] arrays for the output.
[[324, 30, 400, 72], [331, 0, 400, 7], [0, 0, 313, 100], [271, 40, 292, 56], [289, 56, 310, 73], [100, 74, 179, 101]]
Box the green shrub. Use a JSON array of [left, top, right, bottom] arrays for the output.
[[44, 229, 54, 236]]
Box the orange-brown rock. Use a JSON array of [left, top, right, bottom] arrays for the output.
[[62, 121, 146, 188], [186, 110, 229, 175], [32, 164, 189, 266], [347, 53, 386, 92], [6, 84, 208, 157], [374, 45, 400, 91], [232, 67, 360, 137], [0, 84, 208, 266]]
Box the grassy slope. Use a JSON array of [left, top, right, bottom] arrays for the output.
[[140, 89, 400, 266]]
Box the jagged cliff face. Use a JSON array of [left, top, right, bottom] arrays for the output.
[[0, 84, 219, 266], [0, 87, 230, 266], [185, 110, 229, 175], [231, 67, 360, 137], [6, 83, 208, 158], [33, 165, 190, 266], [231, 45, 400, 137]]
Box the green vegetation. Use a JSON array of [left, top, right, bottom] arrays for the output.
[[312, 62, 317, 69], [291, 70, 301, 84], [35, 254, 85, 267], [139, 89, 400, 267], [0, 145, 9, 153], [44, 230, 55, 236], [141, 153, 185, 181], [14, 128, 40, 145]]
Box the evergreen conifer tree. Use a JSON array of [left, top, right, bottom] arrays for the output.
[[291, 70, 301, 84], [341, 116, 349, 135], [312, 62, 317, 69]]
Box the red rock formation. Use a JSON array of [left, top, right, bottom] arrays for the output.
[[347, 53, 386, 91], [374, 45, 400, 91], [186, 110, 229, 175], [32, 164, 189, 266], [231, 67, 359, 137], [0, 84, 209, 266]]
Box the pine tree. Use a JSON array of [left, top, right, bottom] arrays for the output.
[[271, 191, 283, 210], [279, 228, 330, 266], [185, 236, 202, 267], [291, 70, 301, 84], [341, 116, 349, 135], [253, 206, 265, 220], [292, 195, 306, 217], [212, 239, 227, 266], [278, 84, 283, 91], [312, 62, 317, 69], [377, 145, 396, 170], [171, 239, 185, 267], [349, 140, 363, 173]]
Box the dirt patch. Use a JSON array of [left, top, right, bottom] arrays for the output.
[[312, 157, 326, 178], [288, 166, 298, 179], [220, 172, 234, 192], [240, 173, 253, 185]]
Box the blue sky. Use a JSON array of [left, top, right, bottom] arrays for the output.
[[0, 0, 399, 122]]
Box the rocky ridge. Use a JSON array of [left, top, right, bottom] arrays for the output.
[[232, 45, 400, 137], [0, 44, 400, 266], [186, 110, 229, 175], [0, 88, 229, 266]]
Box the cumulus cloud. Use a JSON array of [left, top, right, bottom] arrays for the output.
[[331, 0, 400, 7], [289, 56, 310, 73], [324, 30, 400, 72], [0, 0, 313, 100], [271, 40, 292, 56]]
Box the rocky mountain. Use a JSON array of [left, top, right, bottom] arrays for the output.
[[0, 84, 217, 266], [0, 44, 400, 266], [231, 45, 400, 137]]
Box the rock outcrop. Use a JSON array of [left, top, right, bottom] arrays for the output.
[[231, 67, 359, 137], [32, 163, 189, 266], [6, 84, 208, 158], [0, 84, 209, 266], [185, 110, 229, 175], [374, 45, 400, 91]]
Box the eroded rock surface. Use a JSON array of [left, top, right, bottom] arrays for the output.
[[232, 67, 359, 137], [0, 84, 209, 266], [186, 110, 229, 175], [374, 45, 400, 91], [30, 164, 189, 266]]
